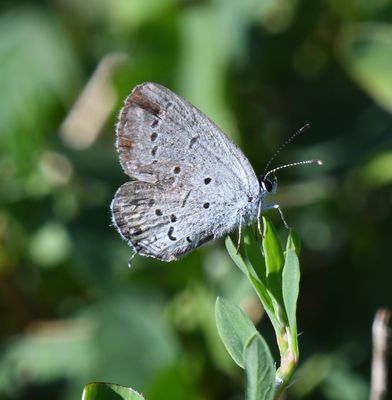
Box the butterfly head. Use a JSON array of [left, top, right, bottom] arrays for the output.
[[260, 158, 323, 195], [258, 124, 322, 197], [259, 173, 278, 195]]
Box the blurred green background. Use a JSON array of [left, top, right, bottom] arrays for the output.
[[0, 0, 391, 399]]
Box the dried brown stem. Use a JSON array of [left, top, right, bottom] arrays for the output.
[[370, 308, 390, 400]]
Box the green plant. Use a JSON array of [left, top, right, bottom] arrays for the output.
[[82, 217, 301, 400], [216, 218, 301, 399]]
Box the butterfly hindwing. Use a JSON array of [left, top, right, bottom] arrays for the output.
[[111, 179, 242, 261]]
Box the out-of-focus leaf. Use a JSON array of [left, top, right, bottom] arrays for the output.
[[0, 318, 93, 395], [83, 382, 144, 400], [29, 221, 72, 267], [361, 151, 392, 187], [244, 334, 275, 400], [0, 295, 179, 398], [291, 353, 369, 400], [215, 297, 258, 368], [339, 23, 392, 113], [0, 9, 80, 173], [63, 0, 176, 32], [144, 364, 194, 400], [177, 7, 236, 138]]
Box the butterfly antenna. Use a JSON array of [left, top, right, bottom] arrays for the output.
[[264, 159, 323, 180], [262, 124, 311, 177]]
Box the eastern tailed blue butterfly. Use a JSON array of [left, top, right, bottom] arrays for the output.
[[111, 82, 321, 262]]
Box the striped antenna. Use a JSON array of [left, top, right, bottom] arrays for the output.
[[264, 159, 323, 181], [262, 124, 311, 177]]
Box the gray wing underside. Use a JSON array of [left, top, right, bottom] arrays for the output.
[[111, 180, 240, 261], [116, 82, 258, 191], [112, 82, 260, 261]]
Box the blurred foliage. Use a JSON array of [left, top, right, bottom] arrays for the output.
[[0, 0, 391, 399], [83, 382, 144, 400]]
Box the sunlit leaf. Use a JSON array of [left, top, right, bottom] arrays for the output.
[[262, 218, 284, 305], [225, 236, 278, 329], [215, 297, 258, 368], [286, 229, 301, 257], [225, 236, 248, 275], [244, 228, 267, 283], [282, 249, 300, 354], [83, 382, 144, 400], [361, 151, 392, 187], [339, 23, 392, 113]]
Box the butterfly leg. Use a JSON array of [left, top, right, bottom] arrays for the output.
[[236, 215, 243, 253], [257, 200, 263, 238], [264, 203, 290, 229], [128, 254, 135, 269]]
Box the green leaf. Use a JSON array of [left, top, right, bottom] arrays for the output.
[[262, 218, 284, 276], [225, 236, 248, 275], [361, 151, 392, 187], [246, 274, 280, 332], [286, 229, 301, 257], [244, 334, 275, 400], [82, 382, 144, 400], [339, 23, 392, 113], [282, 249, 300, 354], [262, 218, 284, 304], [225, 236, 278, 330], [215, 297, 258, 368], [244, 228, 267, 283], [0, 9, 80, 173]]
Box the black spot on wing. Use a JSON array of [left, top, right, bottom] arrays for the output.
[[181, 190, 191, 207], [190, 136, 199, 148], [168, 226, 177, 241], [197, 234, 215, 247]]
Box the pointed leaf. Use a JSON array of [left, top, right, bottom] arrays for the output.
[[82, 382, 144, 400], [282, 249, 300, 355], [225, 236, 278, 330], [225, 236, 248, 274], [244, 228, 267, 283], [247, 275, 280, 332], [244, 334, 275, 400], [286, 229, 301, 257], [262, 218, 284, 305], [262, 218, 284, 276], [215, 297, 258, 368]]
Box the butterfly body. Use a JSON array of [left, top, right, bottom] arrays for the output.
[[111, 82, 267, 261]]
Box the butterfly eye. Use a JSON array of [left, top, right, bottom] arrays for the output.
[[264, 178, 273, 192]]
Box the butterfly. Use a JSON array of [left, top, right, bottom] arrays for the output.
[[111, 82, 321, 262]]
